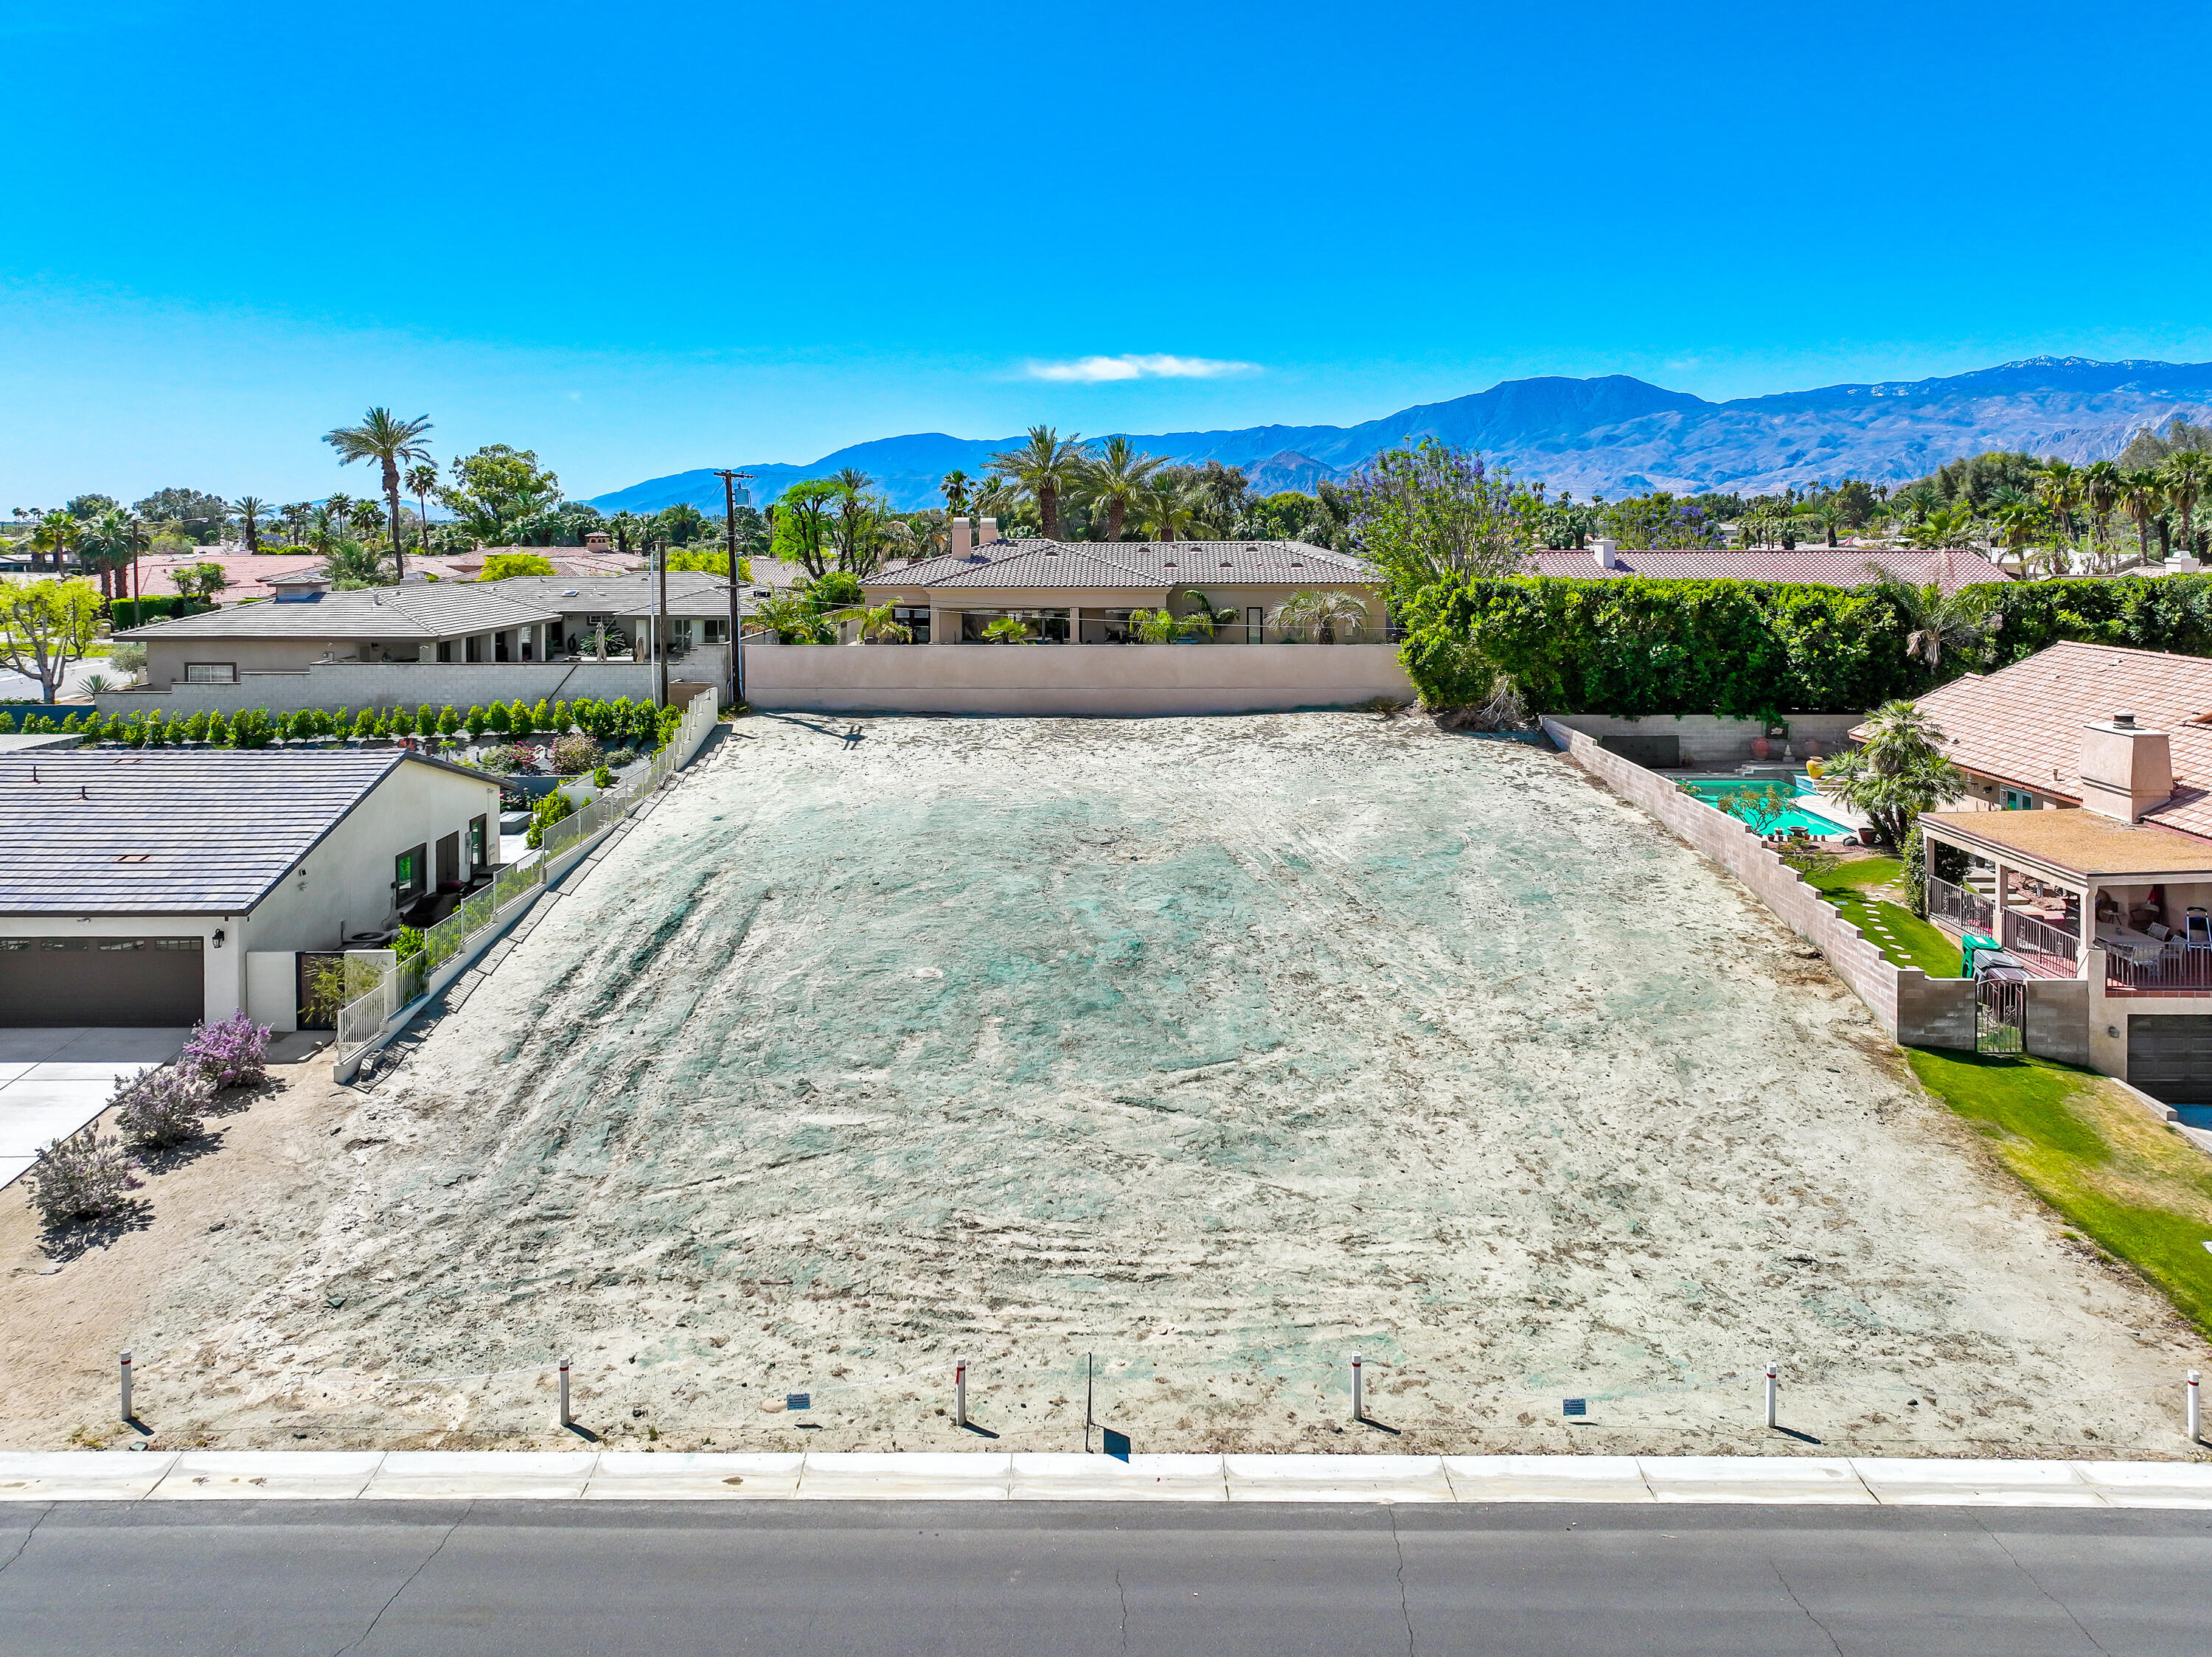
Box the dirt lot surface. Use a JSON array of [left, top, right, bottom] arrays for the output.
[[2, 712, 2206, 1456]]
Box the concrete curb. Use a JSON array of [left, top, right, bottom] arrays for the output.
[[2, 1451, 2209, 1505]]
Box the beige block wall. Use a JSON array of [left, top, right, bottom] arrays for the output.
[[742, 642, 1415, 717], [1546, 712, 1869, 768]]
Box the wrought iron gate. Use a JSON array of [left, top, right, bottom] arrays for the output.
[[1976, 978, 2025, 1055]]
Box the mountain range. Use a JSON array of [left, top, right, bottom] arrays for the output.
[[586, 357, 2212, 514]]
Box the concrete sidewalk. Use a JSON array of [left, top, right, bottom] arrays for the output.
[[3, 1451, 2210, 1505]]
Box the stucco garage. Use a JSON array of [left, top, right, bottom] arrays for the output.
[[2129, 1013, 2212, 1105], [0, 937, 204, 1026]]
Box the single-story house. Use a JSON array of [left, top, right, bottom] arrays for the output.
[[857, 518, 1382, 644], [0, 748, 501, 1029], [1902, 641, 2212, 1100], [475, 572, 738, 659], [126, 550, 480, 604], [1530, 543, 2011, 592], [116, 580, 569, 689]]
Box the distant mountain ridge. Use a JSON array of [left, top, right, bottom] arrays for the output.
[[588, 357, 2212, 513]]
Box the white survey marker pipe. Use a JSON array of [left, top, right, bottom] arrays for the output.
[[1352, 1352, 1363, 1421], [955, 1358, 967, 1428], [119, 1350, 133, 1423], [2190, 1369, 2202, 1442], [558, 1357, 571, 1428], [1764, 1361, 1778, 1429]]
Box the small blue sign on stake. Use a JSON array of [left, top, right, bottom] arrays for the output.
[[786, 1393, 811, 1412], [1562, 1397, 1587, 1418]]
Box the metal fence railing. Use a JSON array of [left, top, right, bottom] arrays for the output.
[[2007, 911, 2080, 978], [333, 688, 722, 1060], [1926, 875, 1994, 937]]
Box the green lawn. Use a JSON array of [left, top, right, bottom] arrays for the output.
[[1907, 1049, 2212, 1336], [1804, 854, 1960, 978]]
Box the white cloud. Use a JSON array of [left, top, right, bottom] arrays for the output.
[[1026, 353, 1259, 383]]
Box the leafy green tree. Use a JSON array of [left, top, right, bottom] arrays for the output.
[[174, 561, 231, 605], [1905, 502, 1978, 550], [0, 578, 102, 701], [130, 487, 230, 543], [769, 479, 839, 578], [437, 704, 461, 737], [324, 408, 434, 577], [485, 701, 511, 734], [441, 444, 560, 549], [66, 493, 119, 521], [1816, 701, 1961, 847], [987, 425, 1085, 539], [465, 704, 488, 738], [665, 546, 751, 579], [1343, 442, 1526, 591], [477, 552, 557, 580]]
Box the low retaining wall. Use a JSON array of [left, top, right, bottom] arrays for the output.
[[1542, 717, 1974, 1046], [1546, 712, 1867, 769], [741, 642, 1415, 717], [96, 650, 729, 718]]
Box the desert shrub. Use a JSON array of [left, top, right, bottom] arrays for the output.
[[526, 789, 577, 849], [107, 641, 147, 678], [182, 1011, 271, 1088], [114, 1064, 210, 1148], [476, 745, 522, 775], [26, 1128, 135, 1226], [602, 746, 638, 768], [549, 734, 601, 776]]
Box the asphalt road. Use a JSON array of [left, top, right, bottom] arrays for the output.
[[4, 1501, 2210, 1656]]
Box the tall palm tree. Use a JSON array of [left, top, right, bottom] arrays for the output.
[[1137, 473, 1206, 543], [230, 497, 268, 555], [403, 462, 440, 563], [2034, 458, 2079, 550], [323, 408, 433, 578], [987, 425, 1085, 539], [1989, 496, 2045, 574], [29, 510, 77, 572], [2121, 468, 2167, 564], [78, 508, 139, 603], [828, 468, 880, 574], [2160, 451, 2211, 561], [1804, 494, 1849, 548], [1078, 437, 1166, 541], [1866, 574, 2002, 672], [1904, 501, 1978, 551], [2080, 459, 2123, 568]]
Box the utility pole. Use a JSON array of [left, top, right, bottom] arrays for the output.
[[712, 469, 752, 709], [652, 538, 669, 709]]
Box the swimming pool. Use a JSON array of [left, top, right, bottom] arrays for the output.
[[1678, 774, 1852, 838]]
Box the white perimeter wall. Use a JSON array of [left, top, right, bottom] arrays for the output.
[[741, 642, 1416, 716], [94, 650, 729, 718]]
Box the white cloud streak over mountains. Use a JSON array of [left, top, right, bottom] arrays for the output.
[[1025, 352, 1259, 383]]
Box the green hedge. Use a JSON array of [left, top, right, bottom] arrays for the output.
[[1398, 572, 2212, 715], [108, 596, 212, 629], [0, 695, 683, 753]]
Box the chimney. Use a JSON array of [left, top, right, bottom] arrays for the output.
[[950, 516, 973, 559], [1592, 537, 1620, 571], [2078, 712, 2174, 822], [977, 516, 1000, 546]]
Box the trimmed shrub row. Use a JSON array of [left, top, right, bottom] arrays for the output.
[[0, 696, 684, 754]]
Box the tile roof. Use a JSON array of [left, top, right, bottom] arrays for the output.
[[1526, 547, 2011, 592], [474, 572, 733, 612], [0, 749, 493, 914], [1902, 642, 2212, 843], [129, 552, 481, 603], [1918, 809, 2212, 878], [866, 538, 1374, 593], [116, 583, 562, 641]]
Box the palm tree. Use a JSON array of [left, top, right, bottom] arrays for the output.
[[2034, 458, 2080, 551], [1137, 473, 1206, 543], [2081, 460, 2123, 568], [320, 538, 393, 590], [29, 510, 77, 572], [834, 601, 912, 644], [1269, 588, 1371, 643], [987, 425, 1085, 539], [1815, 700, 1963, 848], [1077, 437, 1166, 541], [231, 497, 268, 555], [2121, 468, 2167, 563], [827, 469, 882, 575], [1803, 494, 1849, 548], [403, 462, 440, 562], [2160, 451, 2211, 561], [323, 408, 433, 578], [1866, 574, 2002, 672], [77, 509, 138, 603], [1905, 501, 1978, 551], [609, 511, 641, 555], [939, 470, 973, 517], [1989, 496, 2045, 574]]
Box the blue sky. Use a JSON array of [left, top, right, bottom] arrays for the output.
[[4, 0, 2210, 504]]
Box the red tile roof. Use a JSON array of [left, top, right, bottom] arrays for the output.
[[1527, 546, 2010, 593], [1905, 642, 2212, 844]]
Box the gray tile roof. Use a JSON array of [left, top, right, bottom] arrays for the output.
[[116, 583, 561, 642], [867, 538, 1373, 593], [0, 750, 493, 915], [479, 572, 732, 614]]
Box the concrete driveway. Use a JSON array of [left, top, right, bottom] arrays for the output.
[[0, 1028, 188, 1188]]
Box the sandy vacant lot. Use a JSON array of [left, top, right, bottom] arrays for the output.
[[2, 712, 2206, 1456]]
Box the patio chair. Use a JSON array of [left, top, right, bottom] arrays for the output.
[[2185, 909, 2212, 950]]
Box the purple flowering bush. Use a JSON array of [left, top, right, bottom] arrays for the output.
[[26, 1128, 136, 1226], [182, 1012, 272, 1089], [114, 1064, 212, 1148]]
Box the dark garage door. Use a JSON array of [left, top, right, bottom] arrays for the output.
[[0, 937, 204, 1026], [2127, 1014, 2212, 1105]]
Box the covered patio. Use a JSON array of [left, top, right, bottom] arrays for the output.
[[1919, 809, 2212, 995]]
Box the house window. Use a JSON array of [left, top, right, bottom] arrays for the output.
[[1245, 605, 1265, 643], [437, 640, 453, 664], [393, 844, 428, 904], [465, 634, 484, 664], [702, 618, 728, 645], [468, 815, 487, 870], [184, 662, 237, 685], [892, 608, 930, 644], [2001, 788, 2037, 811]]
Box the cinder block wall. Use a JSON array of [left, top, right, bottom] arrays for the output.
[[93, 651, 728, 718], [1546, 712, 1869, 768], [1542, 717, 1975, 1047], [2025, 979, 2092, 1066]]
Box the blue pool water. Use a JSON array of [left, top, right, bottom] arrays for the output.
[[1679, 775, 1851, 838]]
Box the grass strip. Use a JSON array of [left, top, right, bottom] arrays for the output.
[[1805, 855, 1960, 978], [1907, 1049, 2212, 1336]]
